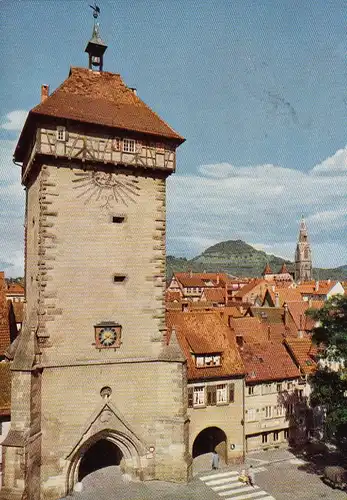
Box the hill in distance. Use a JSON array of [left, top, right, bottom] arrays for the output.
[[167, 240, 347, 281]]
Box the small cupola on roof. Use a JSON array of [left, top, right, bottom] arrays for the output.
[[85, 3, 107, 72]]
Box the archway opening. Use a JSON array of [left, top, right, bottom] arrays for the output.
[[78, 439, 123, 481], [192, 426, 227, 459]]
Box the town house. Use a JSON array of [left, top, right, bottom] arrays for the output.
[[166, 310, 245, 464]]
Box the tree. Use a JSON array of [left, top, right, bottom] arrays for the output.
[[307, 295, 347, 452]]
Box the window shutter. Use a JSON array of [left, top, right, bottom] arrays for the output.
[[229, 383, 235, 403], [188, 387, 193, 408], [207, 386, 216, 406]]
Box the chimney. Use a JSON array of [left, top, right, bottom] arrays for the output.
[[129, 87, 137, 95], [267, 325, 271, 341], [272, 285, 276, 292], [298, 314, 304, 338], [283, 302, 288, 326], [315, 280, 319, 291], [275, 292, 280, 308], [216, 274, 220, 285], [41, 84, 49, 103], [189, 269, 193, 278]]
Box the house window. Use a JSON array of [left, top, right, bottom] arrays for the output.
[[275, 404, 285, 417], [262, 433, 268, 444], [248, 386, 254, 396], [273, 431, 279, 441], [284, 429, 289, 440], [276, 383, 282, 392], [193, 386, 205, 407], [229, 383, 235, 403], [265, 406, 272, 418], [123, 138, 136, 153], [207, 386, 216, 406], [213, 355, 221, 366], [287, 382, 293, 391], [262, 384, 272, 395], [299, 389, 304, 399], [246, 408, 256, 422], [216, 384, 227, 404], [195, 354, 221, 368], [113, 138, 121, 151], [56, 126, 66, 142], [205, 356, 213, 366], [287, 403, 294, 415]]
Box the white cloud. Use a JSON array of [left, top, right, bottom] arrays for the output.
[[1, 110, 28, 131], [167, 147, 347, 267], [311, 147, 347, 176], [0, 139, 25, 277]]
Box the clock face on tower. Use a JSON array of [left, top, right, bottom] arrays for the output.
[[94, 322, 122, 349], [98, 327, 117, 346]]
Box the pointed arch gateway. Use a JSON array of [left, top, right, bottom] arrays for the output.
[[65, 401, 149, 495]]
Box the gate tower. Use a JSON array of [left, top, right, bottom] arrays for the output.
[[1, 11, 191, 500]]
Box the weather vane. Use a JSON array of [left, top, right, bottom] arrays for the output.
[[89, 2, 101, 19]]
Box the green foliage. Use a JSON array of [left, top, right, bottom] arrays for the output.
[[308, 295, 347, 361], [308, 296, 347, 451]]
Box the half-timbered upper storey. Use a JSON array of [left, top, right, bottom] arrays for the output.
[[14, 67, 185, 184]]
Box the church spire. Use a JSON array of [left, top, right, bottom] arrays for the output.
[[295, 216, 312, 282], [85, 3, 107, 72]]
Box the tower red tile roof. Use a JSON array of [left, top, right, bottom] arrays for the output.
[[279, 262, 289, 274], [262, 263, 272, 275], [15, 67, 184, 161]]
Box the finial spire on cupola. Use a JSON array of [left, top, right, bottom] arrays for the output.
[[85, 3, 107, 72]]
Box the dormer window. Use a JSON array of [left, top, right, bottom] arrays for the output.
[[56, 126, 66, 142], [123, 138, 135, 153], [195, 354, 221, 368]]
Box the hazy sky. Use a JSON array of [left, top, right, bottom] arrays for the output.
[[0, 0, 346, 276]]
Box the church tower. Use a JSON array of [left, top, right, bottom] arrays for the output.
[[295, 217, 312, 282], [1, 10, 191, 500]]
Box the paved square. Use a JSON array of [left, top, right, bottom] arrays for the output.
[[61, 450, 347, 500]]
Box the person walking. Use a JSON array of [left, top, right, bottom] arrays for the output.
[[212, 450, 219, 470], [248, 465, 255, 487]]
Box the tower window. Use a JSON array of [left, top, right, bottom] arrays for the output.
[[112, 216, 125, 224], [123, 139, 135, 153], [113, 138, 121, 151], [113, 274, 127, 283], [56, 126, 66, 142]]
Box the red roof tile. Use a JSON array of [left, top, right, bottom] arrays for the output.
[[166, 311, 245, 380], [240, 341, 300, 382], [284, 338, 318, 375], [201, 288, 226, 303], [296, 281, 338, 295], [263, 263, 272, 275], [173, 272, 229, 288], [15, 67, 184, 161], [6, 283, 24, 296]]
